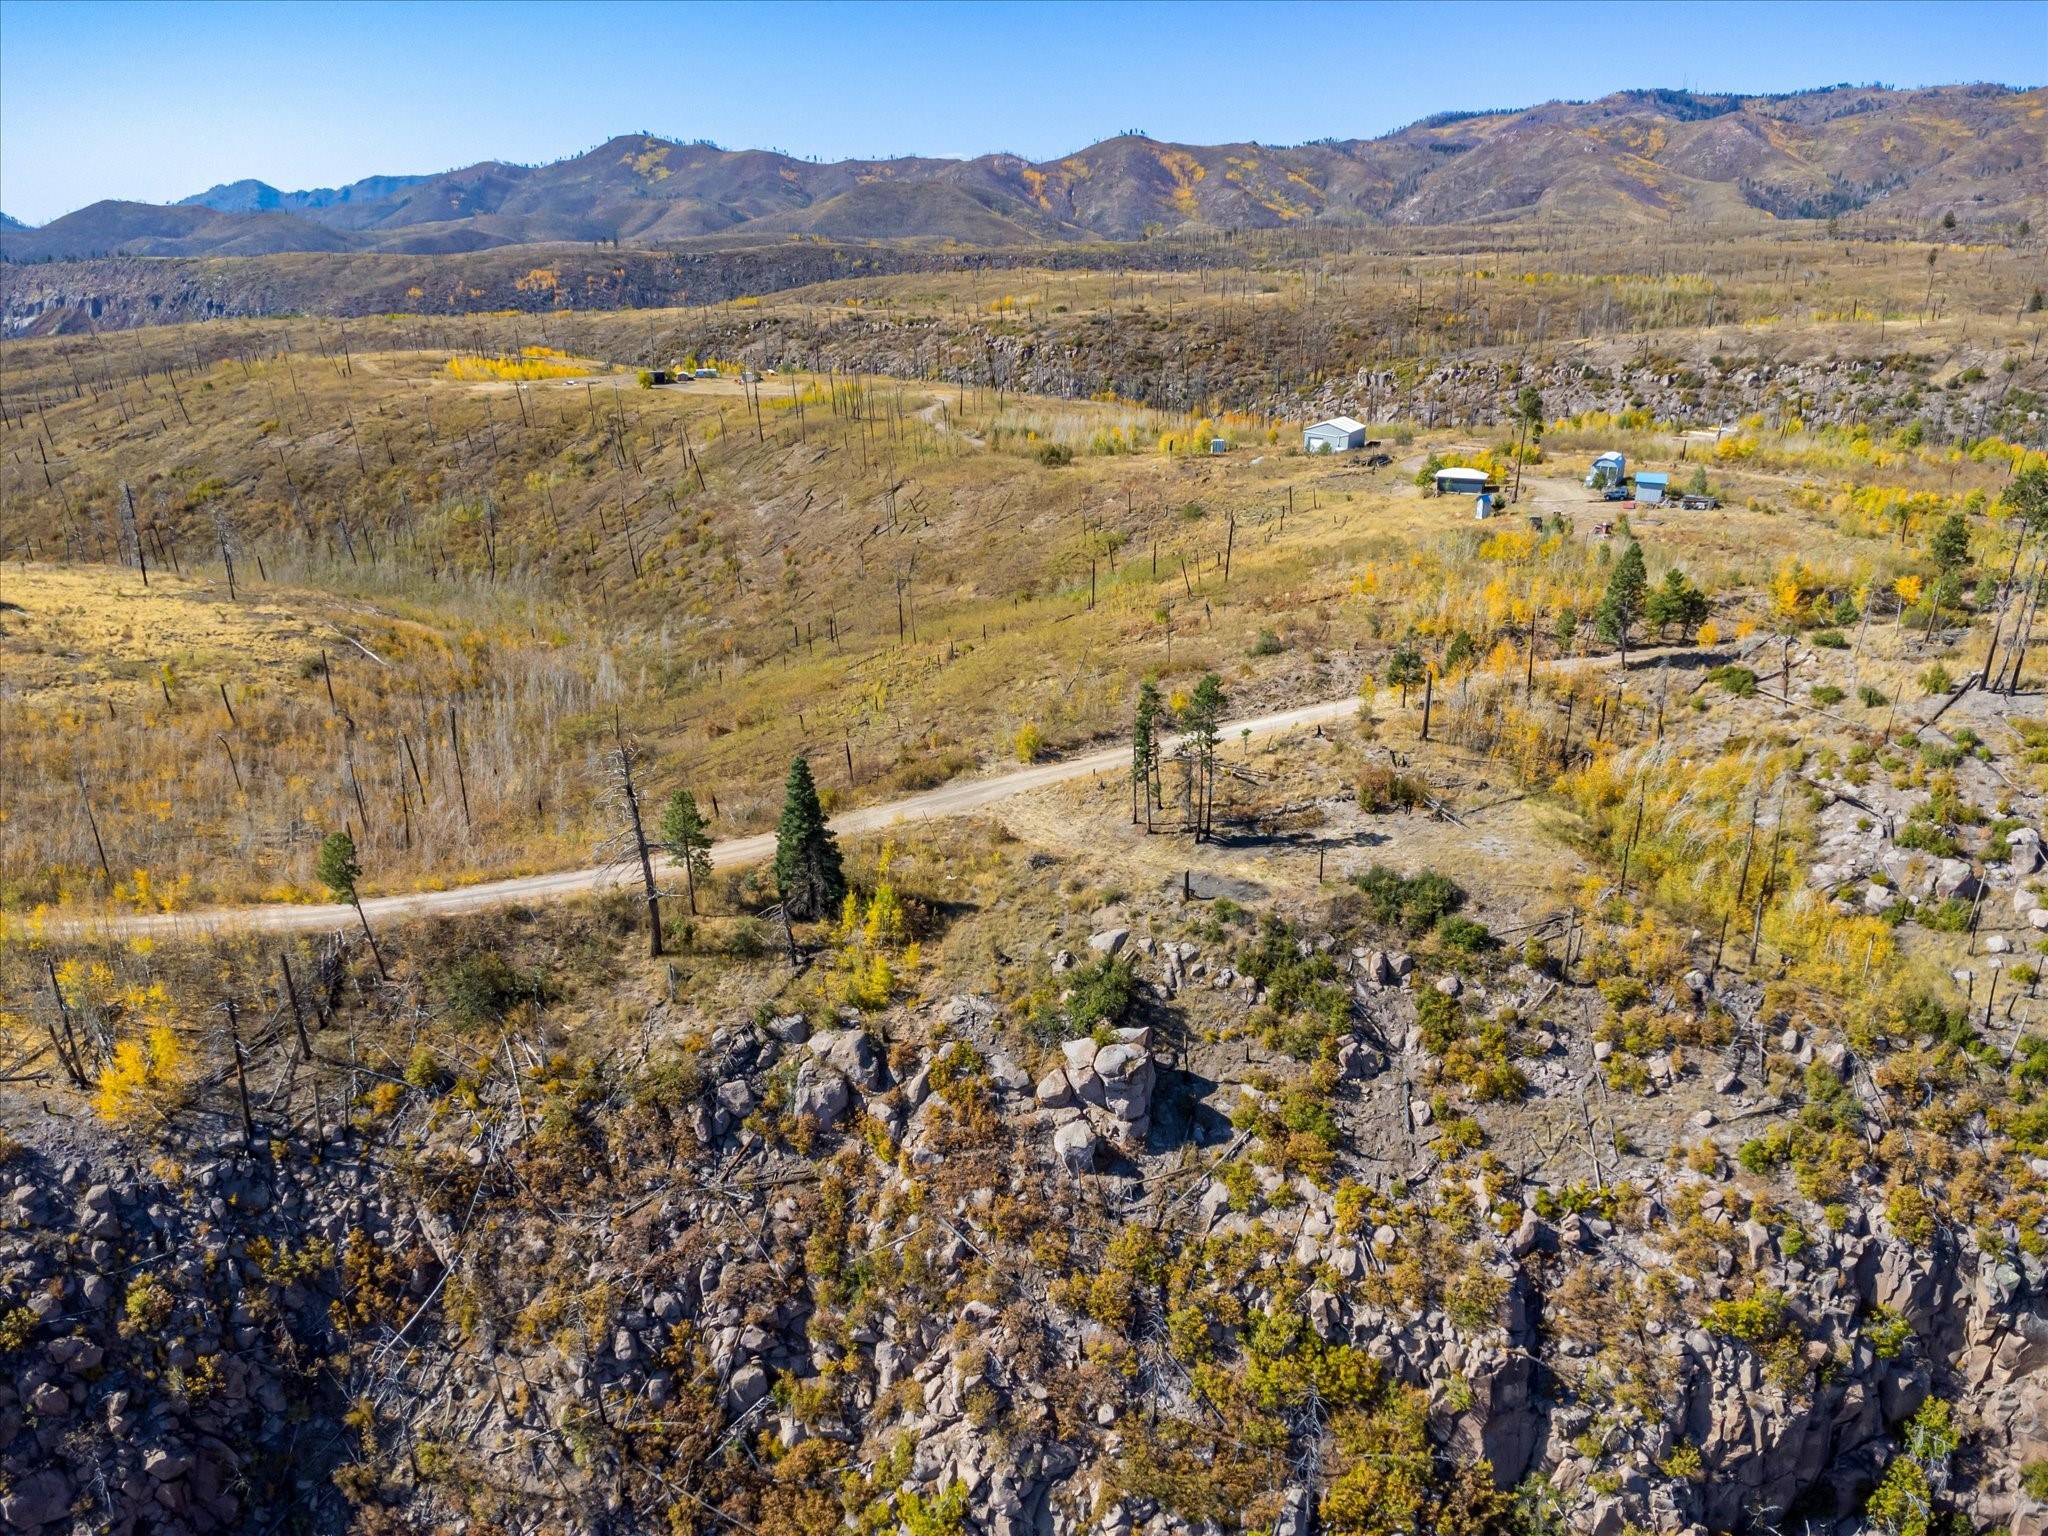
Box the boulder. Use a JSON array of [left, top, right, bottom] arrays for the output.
[[764, 1013, 810, 1044], [1933, 858, 1979, 901], [1035, 1068, 1074, 1109], [1093, 1044, 1155, 1122], [715, 1079, 755, 1117], [809, 1029, 888, 1091], [2009, 828, 2043, 874], [791, 1062, 851, 1127], [1053, 1119, 1100, 1175], [0, 1471, 71, 1530], [724, 1362, 770, 1415], [1087, 929, 1130, 956]]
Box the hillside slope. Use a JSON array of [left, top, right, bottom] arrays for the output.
[[5, 84, 2040, 261]]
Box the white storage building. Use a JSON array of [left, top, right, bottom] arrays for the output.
[[1433, 466, 1492, 497], [1302, 417, 1367, 454]]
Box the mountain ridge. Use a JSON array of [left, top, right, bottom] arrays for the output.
[[5, 83, 2041, 261], [176, 173, 437, 215]]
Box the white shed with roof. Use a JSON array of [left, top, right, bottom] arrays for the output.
[[1303, 416, 1367, 454], [1433, 466, 1493, 496]]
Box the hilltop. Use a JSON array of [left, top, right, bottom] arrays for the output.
[[4, 84, 2042, 264]]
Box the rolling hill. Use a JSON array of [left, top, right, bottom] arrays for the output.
[[3, 83, 2040, 263]]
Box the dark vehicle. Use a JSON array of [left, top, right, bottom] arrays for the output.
[[1365, 452, 1393, 468]]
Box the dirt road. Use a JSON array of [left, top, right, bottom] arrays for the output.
[[56, 692, 1383, 940], [53, 645, 1716, 941]]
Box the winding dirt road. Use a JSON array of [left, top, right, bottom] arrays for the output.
[[53, 642, 1733, 942], [59, 692, 1380, 940]]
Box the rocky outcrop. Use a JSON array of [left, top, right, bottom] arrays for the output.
[[1039, 1030, 1156, 1169]]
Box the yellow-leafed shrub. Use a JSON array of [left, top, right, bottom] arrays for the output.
[[95, 1025, 184, 1125]]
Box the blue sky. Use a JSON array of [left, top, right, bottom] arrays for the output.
[[2, 0, 2042, 224]]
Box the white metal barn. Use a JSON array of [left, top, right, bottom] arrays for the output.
[[1433, 466, 1492, 497], [1303, 416, 1367, 454]]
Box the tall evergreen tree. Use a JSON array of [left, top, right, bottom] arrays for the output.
[[1597, 540, 1649, 671], [1928, 511, 1971, 575], [1132, 680, 1161, 829], [773, 756, 844, 920], [316, 829, 387, 980], [1187, 673, 1226, 840], [1645, 566, 1709, 640], [1511, 384, 1544, 502], [2004, 464, 2048, 533], [1387, 641, 1426, 705], [659, 788, 715, 915]]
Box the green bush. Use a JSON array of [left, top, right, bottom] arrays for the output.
[[1065, 954, 1135, 1034], [1921, 897, 1973, 932], [1035, 442, 1073, 467], [1434, 915, 1496, 953], [1858, 685, 1889, 708], [1811, 629, 1849, 649], [404, 1045, 447, 1092], [1811, 684, 1846, 706], [431, 950, 544, 1026], [1865, 1305, 1913, 1360], [1703, 1288, 1791, 1343], [1708, 665, 1758, 697], [1351, 866, 1466, 933], [1894, 820, 1961, 858], [1238, 916, 1351, 1059], [1248, 628, 1284, 657]]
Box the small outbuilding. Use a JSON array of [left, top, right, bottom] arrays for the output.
[[1585, 451, 1626, 489], [1303, 417, 1367, 454], [1433, 466, 1493, 497], [1634, 471, 1671, 505]]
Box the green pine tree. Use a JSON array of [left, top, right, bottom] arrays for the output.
[[315, 830, 360, 903], [316, 829, 386, 979], [1596, 540, 1649, 670], [1928, 511, 1970, 574], [659, 788, 714, 915], [1187, 672, 1226, 839], [2004, 464, 2048, 532], [1387, 640, 1426, 704], [1645, 567, 1709, 640], [1132, 680, 1161, 829], [772, 756, 844, 921]]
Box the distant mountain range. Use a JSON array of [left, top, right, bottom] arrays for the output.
[[175, 175, 437, 215], [5, 84, 2041, 261]]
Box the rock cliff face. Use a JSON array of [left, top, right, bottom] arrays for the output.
[[5, 935, 2045, 1536]]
